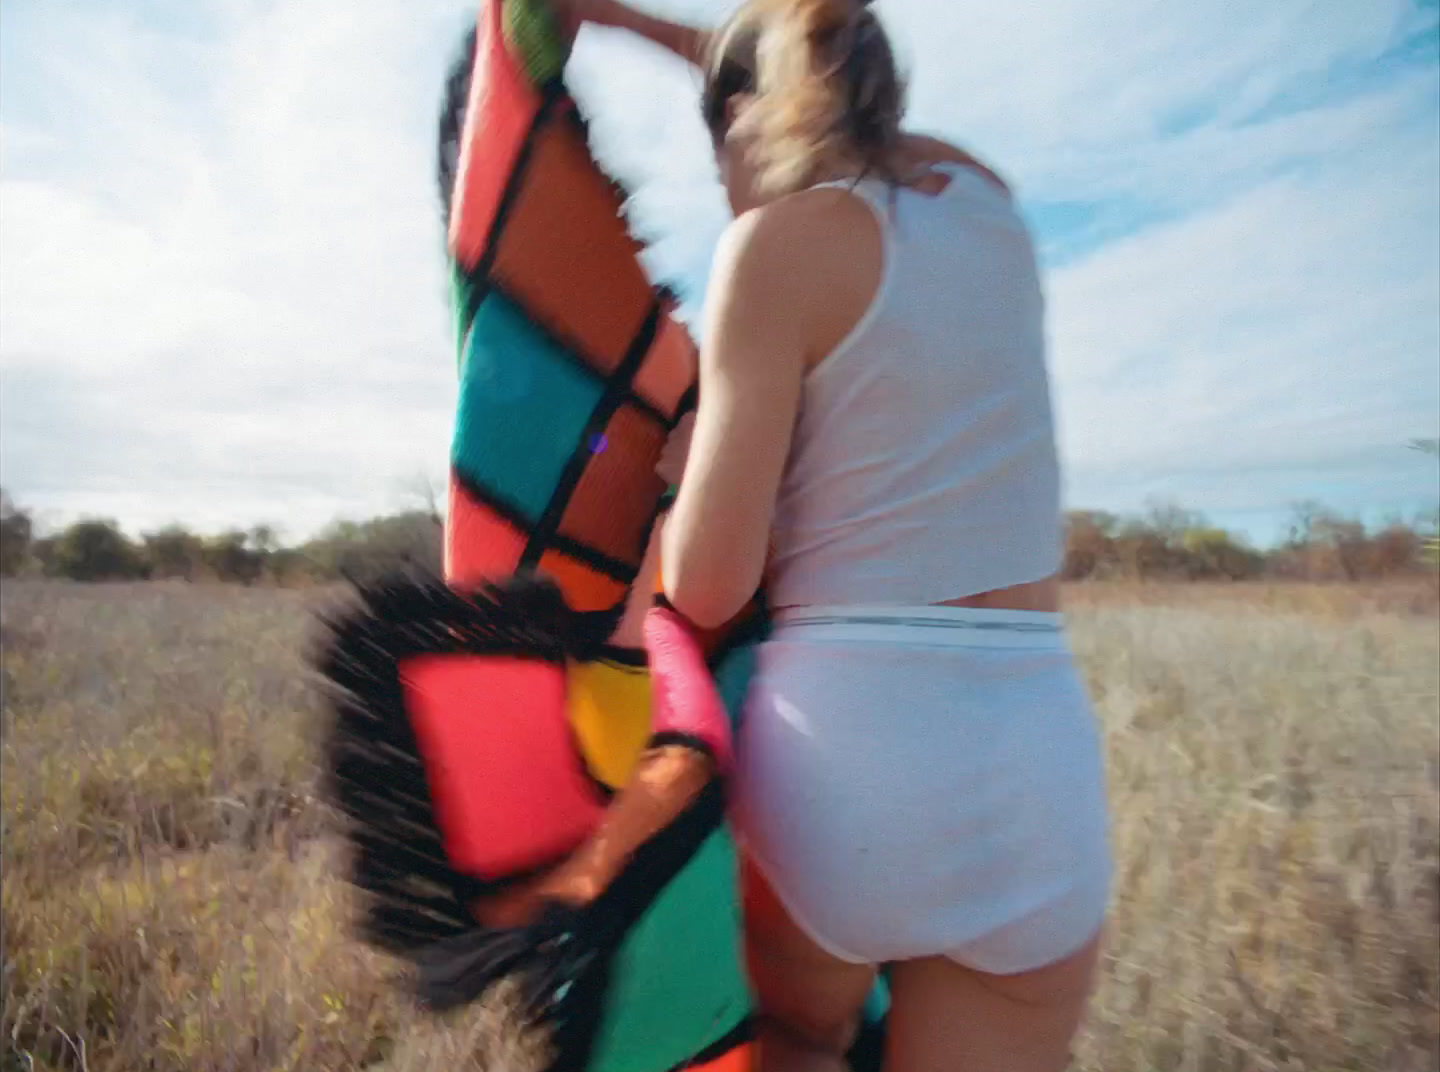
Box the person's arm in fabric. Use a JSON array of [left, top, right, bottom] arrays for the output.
[[659, 203, 815, 629], [553, 0, 710, 64]]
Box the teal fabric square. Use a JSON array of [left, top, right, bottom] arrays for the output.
[[863, 975, 891, 1023], [714, 642, 758, 732], [452, 291, 606, 524], [588, 827, 752, 1072]]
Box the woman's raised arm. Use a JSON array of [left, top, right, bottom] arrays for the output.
[[553, 0, 710, 65]]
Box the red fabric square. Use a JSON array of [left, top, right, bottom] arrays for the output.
[[445, 477, 529, 586], [447, 0, 542, 271], [401, 655, 603, 876], [632, 314, 697, 421]]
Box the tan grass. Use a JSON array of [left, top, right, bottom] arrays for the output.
[[2, 580, 1437, 1070]]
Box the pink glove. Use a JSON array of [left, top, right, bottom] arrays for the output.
[[643, 604, 736, 776]]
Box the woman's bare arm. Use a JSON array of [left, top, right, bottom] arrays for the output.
[[660, 204, 812, 628], [899, 132, 1012, 196], [554, 0, 709, 65]]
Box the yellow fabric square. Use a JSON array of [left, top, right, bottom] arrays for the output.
[[567, 658, 653, 791]]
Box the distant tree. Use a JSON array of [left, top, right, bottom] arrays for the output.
[[264, 547, 315, 586], [1063, 510, 1119, 580], [0, 489, 34, 576], [399, 473, 446, 529], [301, 510, 443, 583], [1182, 527, 1264, 580], [52, 519, 147, 581], [1275, 500, 1351, 579], [142, 525, 207, 580], [1366, 523, 1423, 576], [1410, 440, 1440, 568], [1143, 499, 1207, 550], [1102, 499, 1212, 579], [1284, 499, 1327, 550], [1111, 527, 1160, 578], [248, 524, 280, 556], [1316, 515, 1369, 580], [202, 530, 264, 585], [30, 535, 60, 578]]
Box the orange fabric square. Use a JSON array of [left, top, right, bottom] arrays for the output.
[[685, 1043, 756, 1072], [445, 478, 529, 586], [558, 404, 667, 568], [632, 313, 697, 421], [447, 1, 542, 270], [490, 115, 654, 374], [537, 550, 629, 613]]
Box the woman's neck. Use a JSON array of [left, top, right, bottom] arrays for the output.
[[806, 133, 999, 195]]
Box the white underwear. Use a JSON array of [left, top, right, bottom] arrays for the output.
[[732, 603, 1112, 973]]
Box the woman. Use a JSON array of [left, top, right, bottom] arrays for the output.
[[560, 2, 1113, 1069]]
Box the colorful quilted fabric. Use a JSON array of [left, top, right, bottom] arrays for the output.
[[319, 2, 752, 1070], [444, 0, 695, 617], [316, 2, 890, 1069]]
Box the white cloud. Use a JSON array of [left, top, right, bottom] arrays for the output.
[[1, 0, 474, 535], [0, 0, 1436, 541], [1046, 130, 1439, 502], [889, 0, 1433, 180]]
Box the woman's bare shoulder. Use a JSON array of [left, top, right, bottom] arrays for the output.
[[707, 191, 881, 366], [716, 190, 876, 289]]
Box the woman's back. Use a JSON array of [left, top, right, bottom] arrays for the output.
[[767, 165, 1063, 608]]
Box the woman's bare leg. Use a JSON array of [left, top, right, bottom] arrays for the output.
[[741, 856, 877, 1072], [884, 931, 1103, 1072]]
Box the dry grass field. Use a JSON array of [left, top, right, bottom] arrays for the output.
[[2, 579, 1437, 1071]]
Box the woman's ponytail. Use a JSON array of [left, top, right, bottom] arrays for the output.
[[702, 0, 906, 196]]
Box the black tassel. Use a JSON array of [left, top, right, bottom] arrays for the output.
[[311, 569, 610, 955], [414, 910, 566, 1012]]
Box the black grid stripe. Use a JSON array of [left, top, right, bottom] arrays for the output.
[[452, 467, 647, 582], [662, 1015, 756, 1071], [451, 465, 537, 536], [593, 644, 647, 667], [453, 78, 569, 345], [482, 275, 677, 428], [624, 326, 698, 431], [460, 89, 685, 432], [672, 382, 699, 423], [450, 71, 700, 597], [520, 301, 663, 570]]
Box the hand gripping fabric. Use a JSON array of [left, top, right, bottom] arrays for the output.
[[315, 1, 888, 1068]]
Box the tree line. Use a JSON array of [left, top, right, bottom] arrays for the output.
[[0, 489, 442, 586], [1, 488, 1434, 587], [1061, 501, 1435, 582]]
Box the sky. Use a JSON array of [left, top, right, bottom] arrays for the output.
[[1, 0, 1437, 547]]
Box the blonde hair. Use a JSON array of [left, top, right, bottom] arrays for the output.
[[702, 0, 907, 197]]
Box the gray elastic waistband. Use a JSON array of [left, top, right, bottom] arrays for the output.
[[770, 603, 1065, 648]]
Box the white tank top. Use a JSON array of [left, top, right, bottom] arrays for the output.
[[768, 165, 1062, 607], [657, 164, 1063, 607]]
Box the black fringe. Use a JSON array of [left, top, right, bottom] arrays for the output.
[[437, 23, 479, 222], [846, 1016, 887, 1072], [312, 569, 618, 954]]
